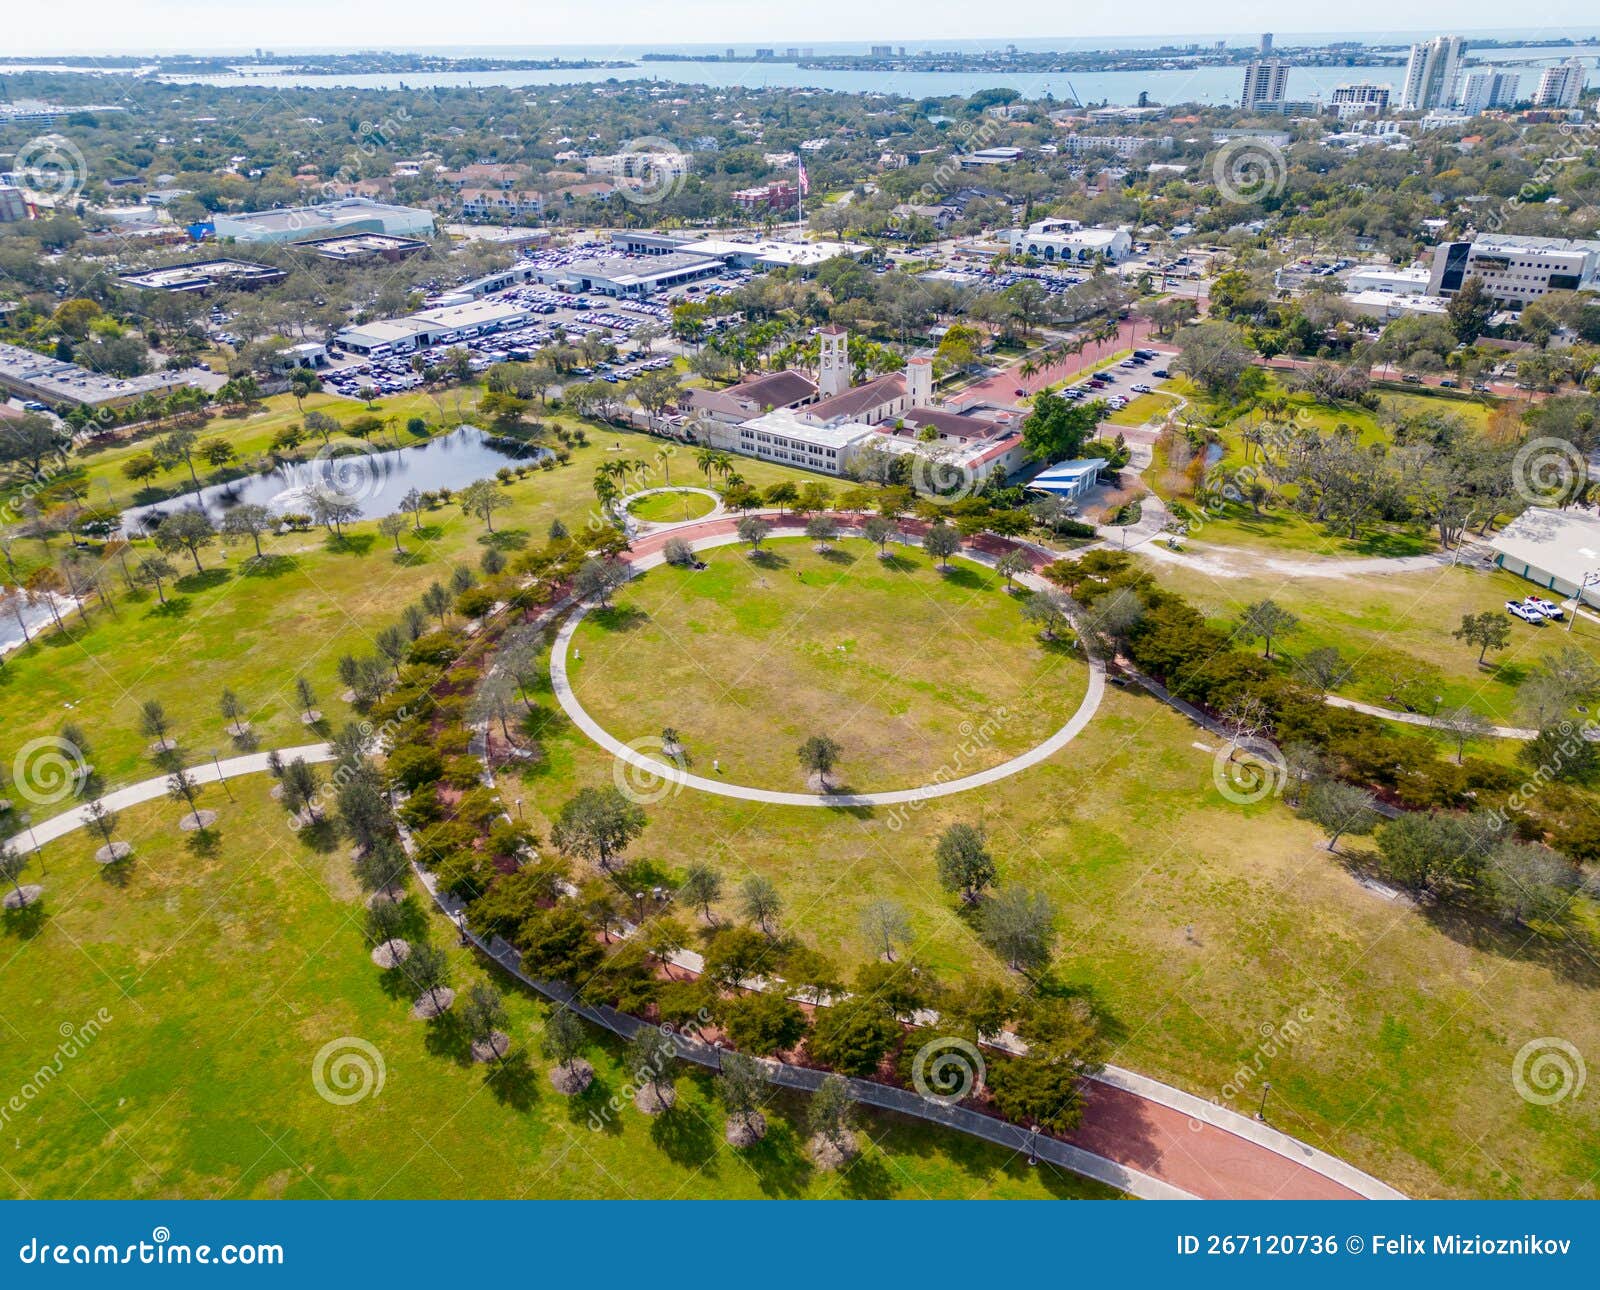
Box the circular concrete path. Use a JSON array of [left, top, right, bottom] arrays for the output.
[[550, 527, 1105, 807]]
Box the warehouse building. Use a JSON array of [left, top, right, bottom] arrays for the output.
[[212, 198, 435, 245], [117, 258, 287, 293], [333, 299, 532, 356], [0, 341, 194, 410]]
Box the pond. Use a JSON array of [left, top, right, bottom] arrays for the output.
[[121, 426, 540, 533]]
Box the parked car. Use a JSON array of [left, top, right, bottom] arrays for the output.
[[1525, 596, 1565, 620], [1506, 600, 1545, 624]]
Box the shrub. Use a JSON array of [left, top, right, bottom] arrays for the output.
[[407, 631, 461, 666], [387, 744, 445, 791]]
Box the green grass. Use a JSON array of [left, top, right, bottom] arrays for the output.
[[0, 781, 1115, 1199], [0, 424, 826, 794], [626, 489, 717, 524], [568, 539, 1089, 792], [517, 604, 1600, 1201], [1141, 558, 1600, 726]]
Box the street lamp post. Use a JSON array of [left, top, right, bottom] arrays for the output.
[[211, 749, 234, 801], [1255, 1081, 1272, 1122], [1027, 1124, 1040, 1166], [21, 812, 40, 874], [1567, 571, 1600, 632]]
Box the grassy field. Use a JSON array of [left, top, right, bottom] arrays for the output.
[[0, 420, 823, 793], [512, 674, 1600, 1199], [0, 780, 1114, 1199], [567, 539, 1089, 792], [626, 489, 717, 524], [1140, 557, 1600, 725]]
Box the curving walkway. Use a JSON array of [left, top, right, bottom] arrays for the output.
[[551, 525, 1106, 807], [14, 743, 334, 855], [1323, 694, 1535, 740]]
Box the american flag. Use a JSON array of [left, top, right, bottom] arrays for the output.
[[797, 158, 810, 196]]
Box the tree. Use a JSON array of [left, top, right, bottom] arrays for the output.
[[0, 844, 30, 903], [995, 548, 1029, 589], [1020, 389, 1102, 462], [153, 510, 216, 574], [153, 428, 203, 491], [979, 886, 1057, 973], [402, 943, 452, 1014], [797, 734, 843, 790], [935, 822, 997, 904], [1237, 599, 1299, 659], [1451, 611, 1512, 666], [134, 556, 178, 605], [1438, 705, 1493, 765], [166, 766, 205, 824], [295, 676, 319, 722], [550, 786, 646, 870], [83, 798, 120, 848], [863, 515, 894, 554], [806, 997, 901, 1077], [719, 993, 807, 1056], [807, 1074, 857, 1156], [804, 514, 840, 550], [421, 581, 453, 626], [573, 558, 627, 607], [460, 478, 512, 533], [717, 1052, 770, 1142], [309, 491, 362, 537], [1447, 276, 1496, 344], [139, 699, 174, 748], [399, 488, 426, 531], [922, 520, 960, 569], [288, 365, 322, 411], [739, 874, 782, 936], [764, 481, 798, 513], [626, 1023, 679, 1107], [378, 513, 409, 553], [736, 514, 771, 553], [1020, 587, 1074, 642], [1172, 321, 1254, 395], [860, 898, 912, 961], [1299, 779, 1380, 854], [680, 861, 722, 922], [462, 983, 511, 1061], [219, 504, 275, 559]]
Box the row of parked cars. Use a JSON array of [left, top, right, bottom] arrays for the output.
[[1507, 596, 1566, 624]]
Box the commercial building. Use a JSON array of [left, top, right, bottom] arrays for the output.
[[673, 237, 871, 270], [1490, 507, 1600, 606], [1534, 59, 1587, 109], [459, 189, 544, 220], [1346, 264, 1433, 294], [1330, 84, 1392, 119], [958, 147, 1024, 168], [534, 252, 724, 298], [298, 233, 428, 263], [1344, 291, 1451, 321], [1060, 134, 1174, 157], [212, 198, 435, 245], [1427, 233, 1600, 307], [0, 341, 193, 410], [1003, 219, 1133, 265], [1026, 459, 1104, 503], [117, 258, 287, 293], [1400, 36, 1466, 111], [1456, 71, 1521, 114], [333, 298, 533, 356]]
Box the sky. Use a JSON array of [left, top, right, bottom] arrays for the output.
[[6, 3, 1599, 56]]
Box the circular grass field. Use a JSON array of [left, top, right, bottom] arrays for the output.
[[565, 537, 1090, 793], [626, 489, 717, 524]]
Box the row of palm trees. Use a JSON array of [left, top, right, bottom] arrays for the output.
[[1015, 319, 1124, 384]]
